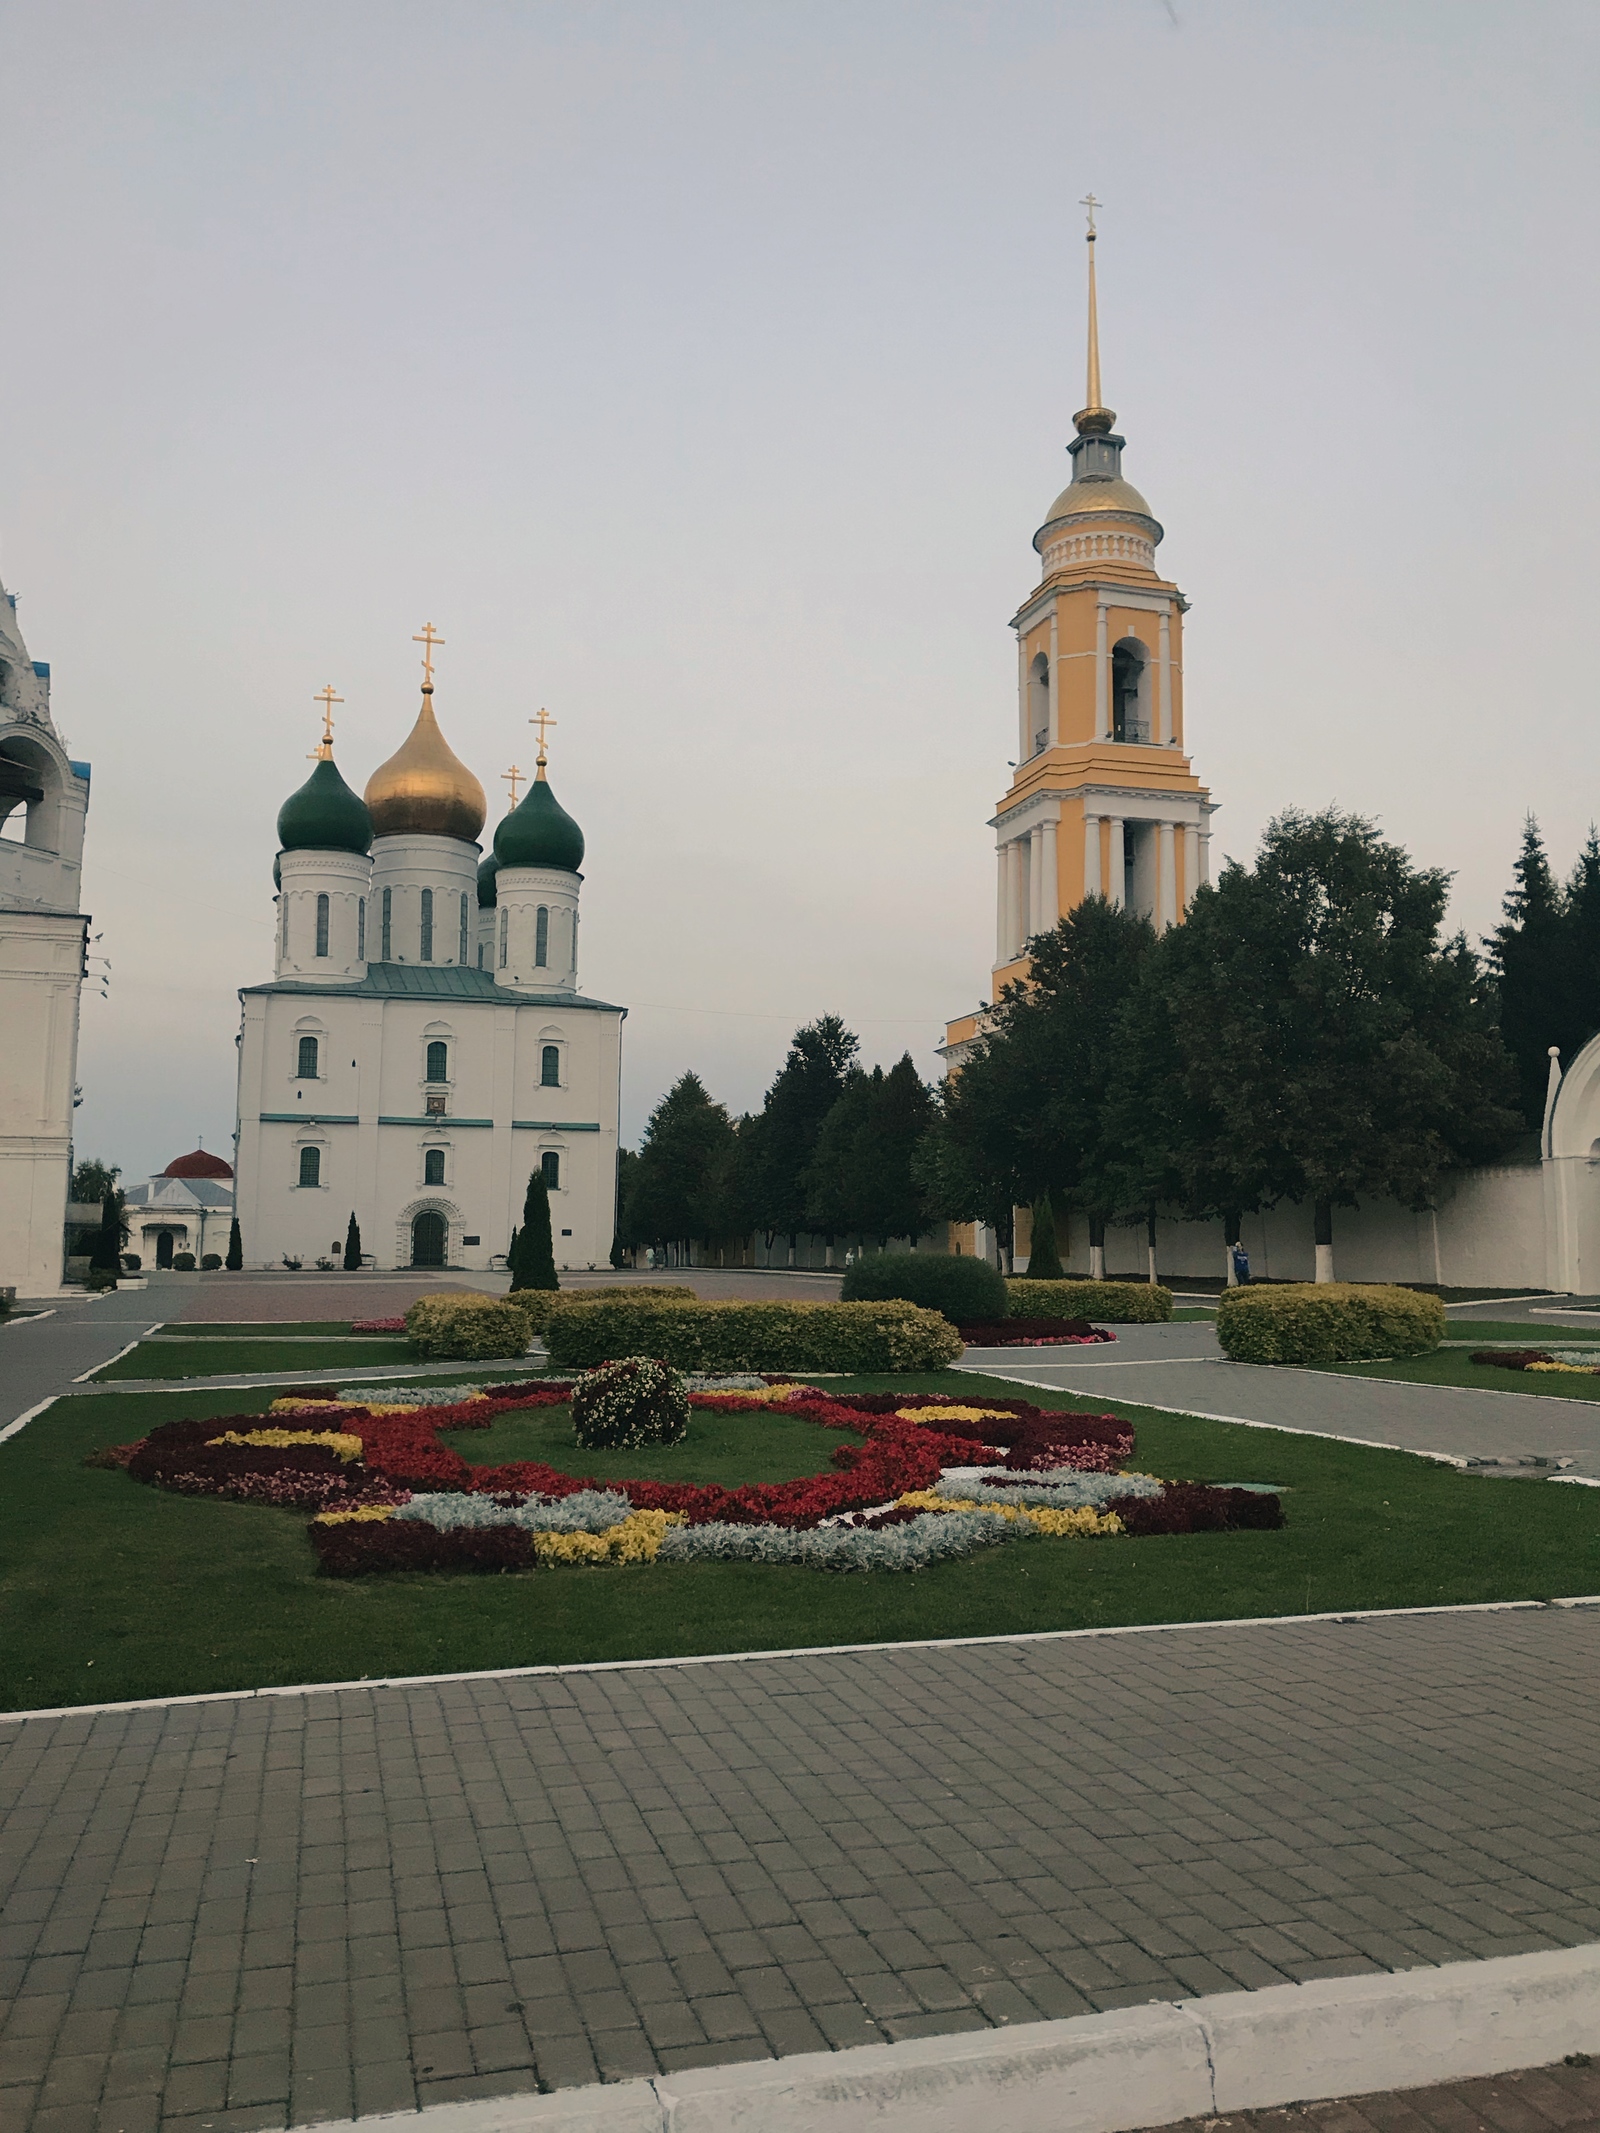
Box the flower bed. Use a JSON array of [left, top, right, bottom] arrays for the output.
[[1470, 1348, 1600, 1375], [350, 1317, 407, 1334], [955, 1318, 1115, 1348], [114, 1377, 1281, 1575]]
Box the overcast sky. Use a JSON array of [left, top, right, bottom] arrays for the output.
[[4, 0, 1597, 1183]]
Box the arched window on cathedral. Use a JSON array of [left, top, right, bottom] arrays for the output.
[[540, 1150, 560, 1191], [426, 1040, 448, 1083], [535, 906, 549, 967], [1112, 640, 1149, 744], [423, 1147, 445, 1186], [298, 1145, 321, 1188], [498, 908, 508, 968], [1030, 651, 1050, 756], [297, 1035, 319, 1080], [315, 893, 330, 957], [381, 886, 392, 961], [357, 897, 366, 960], [420, 887, 434, 962], [541, 1044, 561, 1088], [459, 892, 469, 965]]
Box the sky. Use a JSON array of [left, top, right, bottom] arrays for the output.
[[3, 0, 1598, 1183]]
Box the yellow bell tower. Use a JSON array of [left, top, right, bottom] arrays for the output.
[[944, 200, 1212, 1060]]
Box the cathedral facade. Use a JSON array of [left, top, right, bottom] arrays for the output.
[[944, 210, 1212, 1071], [233, 644, 624, 1272], [0, 581, 91, 1296]]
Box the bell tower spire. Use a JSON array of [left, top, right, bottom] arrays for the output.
[[1076, 194, 1113, 433]]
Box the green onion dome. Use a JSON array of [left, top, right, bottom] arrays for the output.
[[276, 755, 372, 856], [492, 768, 585, 873], [477, 851, 500, 908]]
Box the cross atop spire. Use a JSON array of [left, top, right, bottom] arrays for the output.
[[412, 622, 445, 689], [1074, 194, 1115, 437], [529, 707, 557, 774], [312, 683, 342, 760], [502, 763, 525, 808]]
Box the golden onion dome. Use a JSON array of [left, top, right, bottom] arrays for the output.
[[364, 684, 486, 842], [1039, 473, 1157, 526]]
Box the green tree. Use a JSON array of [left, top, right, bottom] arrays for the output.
[[71, 1159, 120, 1205], [621, 1073, 739, 1261], [927, 898, 1156, 1269], [225, 1217, 243, 1271], [342, 1212, 362, 1271], [805, 1054, 933, 1249], [508, 1172, 559, 1292], [746, 1016, 859, 1261], [89, 1193, 122, 1272], [1119, 809, 1521, 1273], [1025, 1196, 1066, 1279], [1489, 817, 1575, 1127], [611, 1148, 640, 1265]]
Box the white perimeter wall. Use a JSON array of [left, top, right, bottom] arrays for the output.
[[0, 908, 87, 1295]]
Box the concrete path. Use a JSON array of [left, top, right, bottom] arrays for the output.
[[0, 1289, 176, 1435], [2, 1605, 1598, 2133], [962, 1323, 1600, 1477]]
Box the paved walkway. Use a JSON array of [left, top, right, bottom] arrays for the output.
[[1150, 2056, 1600, 2133], [2, 1606, 1598, 2133], [963, 1323, 1600, 1477]]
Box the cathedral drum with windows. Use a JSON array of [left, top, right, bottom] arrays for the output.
[[233, 651, 625, 1272]]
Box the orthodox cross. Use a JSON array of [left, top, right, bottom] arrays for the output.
[[1080, 192, 1100, 235], [502, 763, 525, 808], [312, 683, 343, 758], [529, 706, 557, 766], [412, 622, 445, 686]]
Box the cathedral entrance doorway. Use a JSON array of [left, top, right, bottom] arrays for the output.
[[411, 1211, 447, 1268], [155, 1231, 175, 1269]]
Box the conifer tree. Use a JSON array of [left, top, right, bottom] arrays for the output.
[[508, 1173, 559, 1292], [342, 1212, 362, 1271], [225, 1217, 243, 1271], [90, 1193, 122, 1273], [1025, 1197, 1066, 1279], [806, 1055, 933, 1249], [1490, 817, 1573, 1127], [620, 1074, 739, 1261], [746, 1017, 859, 1261]]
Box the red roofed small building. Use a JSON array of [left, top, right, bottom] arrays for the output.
[[123, 1147, 235, 1269]]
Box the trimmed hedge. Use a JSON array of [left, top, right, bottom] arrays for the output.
[[405, 1292, 538, 1360], [516, 1283, 686, 1335], [543, 1297, 963, 1373], [839, 1252, 1007, 1323], [1216, 1282, 1445, 1365], [1005, 1278, 1173, 1324]]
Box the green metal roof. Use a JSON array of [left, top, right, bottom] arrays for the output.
[[493, 772, 585, 873], [242, 963, 625, 1012], [276, 755, 372, 856]]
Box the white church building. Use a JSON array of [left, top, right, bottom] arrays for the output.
[[233, 645, 625, 1272], [0, 579, 90, 1296]]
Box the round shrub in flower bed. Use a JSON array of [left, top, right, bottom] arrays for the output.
[[111, 1377, 1282, 1576], [572, 1356, 691, 1449], [955, 1318, 1115, 1348], [1005, 1279, 1173, 1324]]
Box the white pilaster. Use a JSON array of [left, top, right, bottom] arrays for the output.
[[1095, 600, 1109, 739], [1040, 818, 1058, 930], [1028, 826, 1044, 937], [1158, 821, 1177, 930], [1158, 610, 1173, 744], [1083, 813, 1101, 898], [1183, 824, 1200, 910], [1004, 840, 1025, 959], [1108, 818, 1126, 909], [1200, 824, 1212, 886]]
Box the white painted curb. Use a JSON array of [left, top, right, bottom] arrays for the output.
[[297, 1943, 1600, 2133]]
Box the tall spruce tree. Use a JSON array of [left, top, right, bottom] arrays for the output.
[[90, 1193, 122, 1273], [225, 1217, 243, 1271], [746, 1016, 859, 1260], [1490, 818, 1575, 1127], [620, 1073, 739, 1261], [508, 1172, 559, 1291], [806, 1055, 933, 1249], [342, 1212, 362, 1271]]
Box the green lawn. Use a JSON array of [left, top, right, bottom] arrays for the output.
[[442, 1406, 865, 1485], [1322, 1349, 1600, 1399], [3, 1369, 1599, 1712], [168, 1321, 382, 1336], [1440, 1319, 1600, 1345], [93, 1338, 425, 1381]]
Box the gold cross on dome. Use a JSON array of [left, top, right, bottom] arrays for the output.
[[312, 683, 343, 758], [412, 622, 445, 686], [529, 706, 557, 766], [1080, 191, 1100, 235], [503, 763, 525, 808]]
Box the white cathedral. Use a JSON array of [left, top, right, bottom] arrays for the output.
[[234, 637, 624, 1272]]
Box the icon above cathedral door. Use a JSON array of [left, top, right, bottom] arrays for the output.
[[411, 1210, 447, 1268]]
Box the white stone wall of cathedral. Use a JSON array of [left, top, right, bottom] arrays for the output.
[[234, 989, 623, 1271], [494, 864, 580, 995], [274, 848, 372, 982], [367, 832, 480, 966]]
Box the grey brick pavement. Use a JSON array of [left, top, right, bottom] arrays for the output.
[[3, 1607, 1600, 2133]]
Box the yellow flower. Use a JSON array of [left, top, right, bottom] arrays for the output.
[[894, 1490, 1122, 1537], [269, 1396, 426, 1415], [1526, 1360, 1594, 1375], [313, 1504, 396, 1525], [895, 1404, 1022, 1425], [530, 1509, 683, 1565], [208, 1428, 366, 1462]]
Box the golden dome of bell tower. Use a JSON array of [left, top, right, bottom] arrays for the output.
[[364, 623, 487, 843]]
